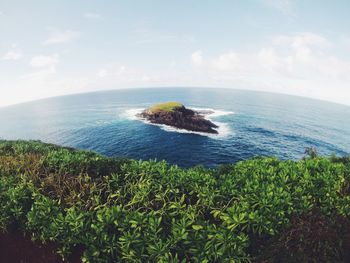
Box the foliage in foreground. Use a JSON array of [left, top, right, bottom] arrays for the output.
[[0, 140, 350, 262]]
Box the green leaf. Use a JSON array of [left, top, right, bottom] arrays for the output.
[[192, 225, 203, 230]]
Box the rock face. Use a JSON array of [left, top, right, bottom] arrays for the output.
[[137, 102, 218, 134]]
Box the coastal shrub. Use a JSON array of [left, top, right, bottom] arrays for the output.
[[0, 175, 34, 231], [0, 140, 349, 262], [44, 148, 129, 177], [0, 139, 61, 156]]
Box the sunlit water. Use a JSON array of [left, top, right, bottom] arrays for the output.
[[0, 88, 349, 167]]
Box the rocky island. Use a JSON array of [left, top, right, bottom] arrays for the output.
[[136, 102, 218, 134]]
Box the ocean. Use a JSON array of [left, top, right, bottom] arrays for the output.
[[0, 88, 349, 167]]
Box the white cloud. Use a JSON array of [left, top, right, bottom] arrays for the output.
[[264, 33, 347, 78], [212, 52, 241, 71], [84, 12, 103, 20], [43, 30, 80, 45], [273, 32, 331, 50], [192, 33, 349, 78], [30, 54, 59, 68], [191, 32, 350, 105], [258, 48, 282, 70], [2, 48, 22, 60], [191, 50, 250, 74], [97, 69, 108, 78], [191, 50, 203, 65]]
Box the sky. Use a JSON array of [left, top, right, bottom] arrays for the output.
[[1, 0, 350, 107]]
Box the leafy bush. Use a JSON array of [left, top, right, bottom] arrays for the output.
[[0, 175, 34, 231], [44, 148, 129, 177], [0, 140, 349, 262]]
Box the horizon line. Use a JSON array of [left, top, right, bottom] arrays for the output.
[[1, 86, 350, 109]]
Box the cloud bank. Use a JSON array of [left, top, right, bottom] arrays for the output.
[[191, 32, 350, 105]]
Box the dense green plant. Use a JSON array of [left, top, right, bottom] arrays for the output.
[[0, 175, 34, 231], [0, 140, 349, 262]]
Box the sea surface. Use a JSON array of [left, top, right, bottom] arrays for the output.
[[0, 88, 349, 168]]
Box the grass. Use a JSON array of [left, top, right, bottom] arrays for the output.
[[1, 140, 350, 262], [148, 101, 183, 113]]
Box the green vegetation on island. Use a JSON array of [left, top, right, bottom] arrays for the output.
[[148, 101, 184, 113], [1, 140, 350, 262]]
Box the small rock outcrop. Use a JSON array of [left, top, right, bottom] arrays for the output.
[[136, 102, 218, 134]]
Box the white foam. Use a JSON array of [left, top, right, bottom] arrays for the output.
[[121, 108, 144, 120], [122, 106, 234, 139], [191, 107, 235, 118]]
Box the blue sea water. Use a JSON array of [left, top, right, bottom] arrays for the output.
[[0, 88, 349, 168]]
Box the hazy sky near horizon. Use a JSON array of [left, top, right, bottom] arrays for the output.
[[1, 0, 350, 107]]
